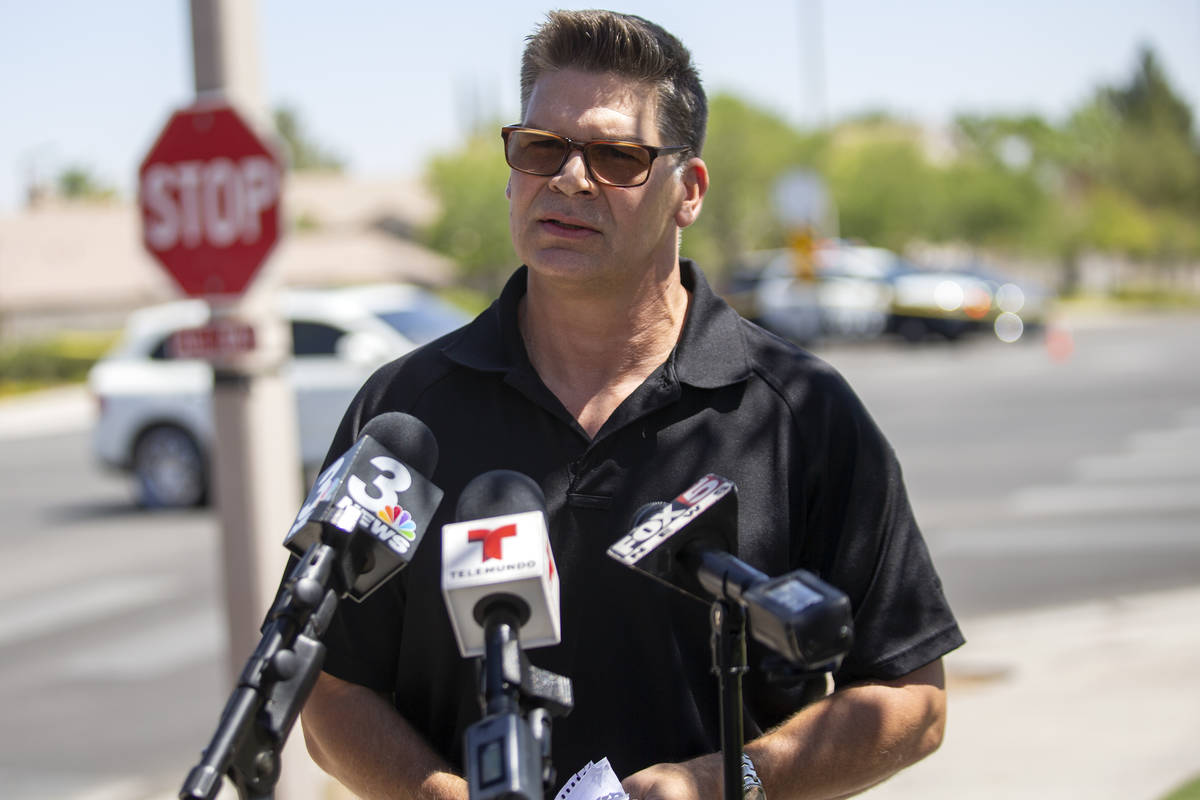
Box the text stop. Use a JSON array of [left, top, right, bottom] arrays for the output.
[[142, 156, 280, 250]]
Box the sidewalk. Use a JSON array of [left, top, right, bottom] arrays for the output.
[[865, 586, 1200, 800]]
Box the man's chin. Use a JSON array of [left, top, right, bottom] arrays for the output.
[[524, 248, 608, 278]]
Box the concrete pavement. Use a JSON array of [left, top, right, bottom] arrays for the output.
[[864, 585, 1200, 800]]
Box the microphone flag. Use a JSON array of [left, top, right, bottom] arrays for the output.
[[442, 509, 561, 657], [607, 473, 738, 601], [283, 416, 443, 600]]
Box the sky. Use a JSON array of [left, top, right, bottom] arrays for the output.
[[2, 0, 1198, 213]]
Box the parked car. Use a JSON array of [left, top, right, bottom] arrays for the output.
[[724, 242, 1051, 345], [885, 266, 995, 341], [886, 264, 1053, 343], [723, 245, 892, 344], [88, 284, 471, 508]]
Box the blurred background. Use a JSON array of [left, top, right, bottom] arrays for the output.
[[1, 2, 1198, 799]]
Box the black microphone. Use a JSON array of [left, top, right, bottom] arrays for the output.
[[441, 470, 561, 657], [608, 474, 853, 672], [283, 411, 444, 600]]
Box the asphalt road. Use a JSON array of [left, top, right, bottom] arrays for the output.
[[1, 312, 1197, 799], [815, 313, 1200, 618]]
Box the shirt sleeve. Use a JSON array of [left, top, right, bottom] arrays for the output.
[[797, 367, 964, 685]]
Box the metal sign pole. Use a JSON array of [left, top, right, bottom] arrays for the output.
[[188, 2, 317, 798]]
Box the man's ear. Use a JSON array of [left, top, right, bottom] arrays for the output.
[[505, 177, 512, 199], [674, 157, 709, 229]]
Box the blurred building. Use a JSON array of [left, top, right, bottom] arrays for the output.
[[0, 173, 455, 336]]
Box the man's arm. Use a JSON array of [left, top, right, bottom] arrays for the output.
[[621, 658, 947, 800], [301, 671, 469, 800]]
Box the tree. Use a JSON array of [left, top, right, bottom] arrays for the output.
[[274, 105, 345, 171], [822, 118, 939, 251], [56, 165, 116, 201], [1101, 48, 1200, 213], [1048, 46, 1200, 269], [684, 93, 826, 277], [1106, 47, 1194, 140], [422, 128, 515, 292]]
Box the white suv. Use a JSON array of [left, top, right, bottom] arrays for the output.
[[88, 284, 469, 508]]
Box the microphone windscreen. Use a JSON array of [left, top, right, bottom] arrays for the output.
[[456, 470, 546, 521], [360, 412, 439, 477]]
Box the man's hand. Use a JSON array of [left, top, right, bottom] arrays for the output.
[[621, 756, 721, 800], [620, 659, 947, 800]]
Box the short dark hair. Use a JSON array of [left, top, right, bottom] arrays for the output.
[[519, 10, 708, 156]]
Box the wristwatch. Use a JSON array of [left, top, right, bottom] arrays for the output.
[[741, 753, 765, 799]]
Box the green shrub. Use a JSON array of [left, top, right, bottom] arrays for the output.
[[0, 332, 117, 394], [1160, 775, 1200, 800]]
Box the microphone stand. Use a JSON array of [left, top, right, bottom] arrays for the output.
[[695, 551, 851, 800], [710, 598, 749, 800], [465, 600, 574, 800], [179, 506, 364, 800]]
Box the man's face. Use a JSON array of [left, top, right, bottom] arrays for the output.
[[506, 68, 704, 288]]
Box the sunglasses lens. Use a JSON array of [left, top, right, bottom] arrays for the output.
[[503, 129, 659, 186], [587, 143, 652, 186], [506, 131, 569, 176]]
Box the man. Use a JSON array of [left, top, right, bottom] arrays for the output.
[[301, 10, 963, 800]]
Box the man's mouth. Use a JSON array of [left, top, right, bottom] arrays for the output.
[[540, 216, 598, 234]]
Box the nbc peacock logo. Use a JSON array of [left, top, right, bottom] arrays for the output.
[[377, 505, 418, 540]]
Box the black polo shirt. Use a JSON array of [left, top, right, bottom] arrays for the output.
[[318, 261, 963, 784]]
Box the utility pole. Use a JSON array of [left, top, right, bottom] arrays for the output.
[[188, 2, 320, 798], [798, 0, 828, 129]]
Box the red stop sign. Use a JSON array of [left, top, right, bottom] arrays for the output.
[[139, 102, 284, 297]]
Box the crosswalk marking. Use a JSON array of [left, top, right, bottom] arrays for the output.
[[0, 575, 176, 649], [56, 608, 223, 681], [936, 520, 1200, 555], [1012, 482, 1200, 516], [1011, 407, 1200, 518]]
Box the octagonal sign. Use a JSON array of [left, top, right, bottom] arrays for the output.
[[139, 102, 284, 297]]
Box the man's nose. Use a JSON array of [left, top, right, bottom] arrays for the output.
[[549, 148, 595, 195]]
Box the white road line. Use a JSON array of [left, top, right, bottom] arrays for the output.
[[0, 386, 94, 440], [1012, 482, 1200, 516], [66, 775, 239, 800], [938, 523, 1200, 555], [56, 608, 223, 681], [1128, 426, 1200, 452], [1075, 451, 1200, 481], [0, 575, 177, 649], [1014, 408, 1200, 516], [66, 778, 159, 800]]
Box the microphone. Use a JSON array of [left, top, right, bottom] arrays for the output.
[[608, 474, 853, 672], [283, 411, 444, 601], [180, 413, 443, 800], [441, 470, 561, 657], [443, 471, 571, 800]]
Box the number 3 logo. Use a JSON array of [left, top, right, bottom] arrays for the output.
[[348, 456, 413, 512]]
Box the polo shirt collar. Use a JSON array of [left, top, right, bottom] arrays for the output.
[[673, 259, 754, 388], [441, 260, 752, 389]]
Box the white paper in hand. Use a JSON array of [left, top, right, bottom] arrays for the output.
[[553, 757, 629, 800]]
